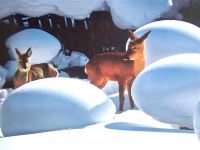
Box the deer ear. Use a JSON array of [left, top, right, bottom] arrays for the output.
[[15, 48, 22, 56], [26, 47, 32, 57], [128, 29, 137, 41], [138, 30, 151, 42]]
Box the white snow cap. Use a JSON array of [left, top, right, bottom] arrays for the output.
[[1, 78, 116, 137], [107, 0, 172, 29], [194, 101, 200, 140], [0, 66, 7, 89], [5, 28, 61, 64], [4, 60, 17, 81], [126, 20, 200, 66], [0, 0, 105, 19], [0, 0, 176, 29], [132, 53, 200, 129]]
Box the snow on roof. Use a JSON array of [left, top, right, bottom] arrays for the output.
[[0, 0, 178, 29]]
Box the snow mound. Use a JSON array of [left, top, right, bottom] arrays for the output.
[[5, 28, 61, 64], [0, 66, 7, 89], [132, 53, 200, 129], [0, 0, 104, 19], [126, 20, 200, 66], [1, 78, 116, 137], [194, 101, 200, 140], [107, 0, 172, 29], [4, 60, 17, 81], [51, 51, 89, 69]]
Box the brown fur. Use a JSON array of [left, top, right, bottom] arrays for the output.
[[13, 48, 58, 88], [85, 30, 151, 111]]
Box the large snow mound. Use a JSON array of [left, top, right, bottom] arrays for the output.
[[126, 20, 200, 66], [5, 28, 61, 64], [194, 101, 200, 140], [1, 78, 116, 137], [0, 66, 7, 89], [107, 0, 172, 29], [132, 53, 200, 129]]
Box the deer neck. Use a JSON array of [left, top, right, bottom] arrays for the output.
[[18, 68, 31, 82]]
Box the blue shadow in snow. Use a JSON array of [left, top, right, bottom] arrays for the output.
[[105, 122, 194, 134]]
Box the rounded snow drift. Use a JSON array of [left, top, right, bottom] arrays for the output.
[[1, 78, 116, 136], [132, 53, 200, 129], [6, 28, 61, 64], [126, 20, 200, 66], [194, 102, 200, 140]]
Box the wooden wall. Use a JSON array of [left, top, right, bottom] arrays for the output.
[[0, 11, 130, 65]]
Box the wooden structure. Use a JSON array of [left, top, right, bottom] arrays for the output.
[[0, 11, 130, 65]]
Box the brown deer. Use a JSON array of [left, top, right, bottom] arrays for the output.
[[85, 30, 151, 111], [13, 47, 58, 88]]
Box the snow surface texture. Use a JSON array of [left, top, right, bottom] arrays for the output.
[[1, 78, 116, 137], [0, 110, 198, 149], [5, 28, 61, 64], [132, 53, 200, 129], [0, 66, 7, 89], [51, 51, 89, 69], [194, 101, 200, 141], [126, 20, 200, 66], [4, 60, 17, 81], [0, 0, 179, 29], [106, 0, 172, 29]]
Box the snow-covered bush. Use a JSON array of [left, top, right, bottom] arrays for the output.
[[126, 20, 200, 66], [5, 29, 61, 64], [51, 51, 89, 69], [0, 66, 7, 89], [4, 60, 17, 81], [1, 78, 116, 137], [132, 53, 200, 129]]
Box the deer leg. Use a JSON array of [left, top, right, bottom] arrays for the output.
[[118, 81, 126, 111], [127, 78, 135, 109]]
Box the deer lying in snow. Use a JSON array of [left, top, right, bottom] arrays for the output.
[[13, 48, 58, 88], [85, 30, 151, 111]]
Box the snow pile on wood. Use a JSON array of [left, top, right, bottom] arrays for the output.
[[5, 28, 61, 64]]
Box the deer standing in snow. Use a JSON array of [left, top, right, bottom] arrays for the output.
[[85, 30, 151, 111], [13, 48, 58, 88]]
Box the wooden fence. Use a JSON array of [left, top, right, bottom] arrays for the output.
[[0, 11, 130, 65]]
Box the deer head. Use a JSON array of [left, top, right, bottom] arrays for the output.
[[123, 30, 151, 60], [15, 47, 32, 72]]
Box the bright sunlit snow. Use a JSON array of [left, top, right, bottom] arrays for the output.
[[126, 20, 200, 66], [5, 28, 61, 64], [1, 78, 116, 137], [132, 53, 200, 129], [107, 0, 172, 29]]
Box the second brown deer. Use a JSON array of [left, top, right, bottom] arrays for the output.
[[13, 48, 58, 88], [85, 30, 151, 111]]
